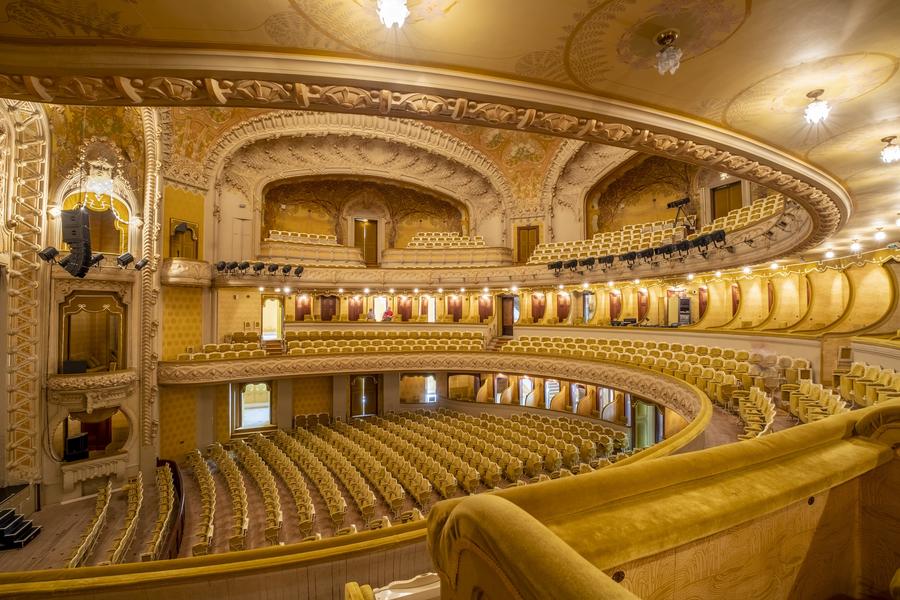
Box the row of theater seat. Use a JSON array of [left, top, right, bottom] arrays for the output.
[[104, 472, 143, 565], [176, 349, 267, 361], [249, 435, 316, 538], [141, 465, 176, 562], [185, 450, 215, 556], [196, 343, 261, 353], [285, 330, 483, 341], [226, 332, 261, 344], [836, 362, 900, 406], [406, 232, 485, 249], [527, 195, 784, 264], [206, 443, 249, 551], [67, 478, 113, 568], [265, 230, 338, 245], [231, 440, 283, 546], [736, 387, 776, 438], [287, 337, 482, 355], [787, 381, 850, 423]]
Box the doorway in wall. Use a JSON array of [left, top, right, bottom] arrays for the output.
[[500, 296, 515, 336], [261, 296, 283, 340], [354, 218, 378, 266], [516, 225, 539, 263], [350, 375, 379, 417]]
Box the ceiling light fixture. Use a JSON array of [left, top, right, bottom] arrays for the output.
[[714, 271, 722, 278], [803, 89, 831, 125], [850, 240, 861, 252], [880, 136, 900, 164], [874, 228, 887, 242], [824, 250, 835, 259], [742, 266, 751, 274], [687, 273, 695, 281], [377, 0, 409, 28], [770, 262, 779, 270], [655, 29, 682, 76]]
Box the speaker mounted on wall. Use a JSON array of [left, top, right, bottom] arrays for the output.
[[59, 208, 92, 278]]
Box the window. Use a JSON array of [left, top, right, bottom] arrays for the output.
[[59, 292, 125, 374], [711, 181, 742, 220], [236, 382, 273, 430]]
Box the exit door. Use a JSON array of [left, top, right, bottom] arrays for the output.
[[501, 296, 515, 336]]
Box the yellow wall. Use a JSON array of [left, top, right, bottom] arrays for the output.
[[162, 184, 205, 259], [159, 386, 198, 462], [264, 202, 335, 236], [292, 376, 332, 416], [762, 272, 806, 330], [217, 287, 262, 338], [161, 286, 203, 360], [791, 270, 849, 332]]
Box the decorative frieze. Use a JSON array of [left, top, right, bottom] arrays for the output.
[[60, 452, 127, 492], [47, 370, 139, 414], [160, 258, 213, 287]]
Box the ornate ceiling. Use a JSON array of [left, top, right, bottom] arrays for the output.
[[0, 0, 897, 254]]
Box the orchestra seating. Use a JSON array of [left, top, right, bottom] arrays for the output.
[[66, 478, 113, 568], [104, 473, 143, 565], [184, 450, 215, 556], [140, 464, 176, 561], [527, 195, 785, 265], [206, 443, 249, 551], [231, 440, 283, 545], [405, 232, 485, 249]]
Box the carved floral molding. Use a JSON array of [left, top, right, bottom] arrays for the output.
[[0, 76, 845, 251], [60, 452, 127, 492], [47, 369, 139, 414], [160, 258, 213, 287], [158, 352, 707, 421]]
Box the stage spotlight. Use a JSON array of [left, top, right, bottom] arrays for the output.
[[281, 264, 292, 275], [710, 229, 726, 248], [58, 255, 72, 268], [619, 251, 637, 267], [226, 261, 238, 271], [578, 257, 596, 270], [134, 258, 150, 271], [38, 247, 59, 263], [116, 252, 134, 268], [88, 253, 105, 267], [237, 261, 250, 273], [638, 248, 654, 264], [563, 259, 579, 272], [293, 265, 304, 277], [252, 261, 265, 273], [675, 240, 691, 256], [666, 197, 690, 209], [657, 243, 676, 260], [547, 261, 563, 274], [267, 263, 279, 274], [598, 255, 614, 270], [215, 261, 227, 272]]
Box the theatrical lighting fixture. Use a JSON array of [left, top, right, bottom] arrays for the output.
[[252, 261, 265, 273], [116, 252, 134, 268], [377, 0, 409, 28], [283, 287, 291, 294], [714, 271, 722, 278], [548, 261, 563, 274], [687, 273, 695, 281], [88, 253, 105, 267], [215, 261, 227, 272], [258, 286, 265, 292], [803, 89, 830, 125], [581, 282, 590, 289], [267, 263, 279, 274], [710, 230, 727, 247], [134, 258, 150, 271], [338, 288, 344, 293], [638, 248, 655, 264], [389, 288, 395, 294], [598, 255, 615, 270], [437, 287, 444, 293], [482, 287, 489, 293], [657, 243, 676, 260], [770, 262, 779, 270], [293, 266, 304, 277], [558, 284, 565, 290], [563, 259, 579, 272], [58, 255, 73, 269], [38, 246, 59, 263], [237, 261, 250, 272], [655, 29, 682, 75], [226, 261, 238, 271], [459, 287, 465, 293], [281, 265, 292, 275], [607, 281, 614, 287], [666, 197, 689, 209], [364, 287, 371, 294], [578, 257, 596, 270], [619, 251, 637, 267], [511, 286, 518, 293], [881, 136, 900, 164]]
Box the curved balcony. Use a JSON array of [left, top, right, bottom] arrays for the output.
[[46, 369, 139, 414]]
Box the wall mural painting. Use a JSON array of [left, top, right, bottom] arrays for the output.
[[585, 155, 697, 236], [263, 178, 465, 248]]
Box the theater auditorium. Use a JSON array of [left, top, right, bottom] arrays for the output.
[[0, 1, 896, 598]]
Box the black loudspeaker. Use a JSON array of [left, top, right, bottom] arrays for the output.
[[59, 209, 92, 278]]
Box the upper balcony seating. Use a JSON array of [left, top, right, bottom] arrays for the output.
[[788, 380, 850, 423], [405, 232, 485, 249], [527, 194, 784, 265], [264, 230, 338, 246], [837, 362, 900, 406]]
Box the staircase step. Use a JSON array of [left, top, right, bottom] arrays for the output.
[[0, 514, 22, 537], [0, 509, 15, 529], [0, 523, 40, 549]]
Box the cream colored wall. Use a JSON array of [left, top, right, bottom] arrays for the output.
[[162, 184, 205, 259], [694, 281, 732, 328], [217, 287, 262, 338]]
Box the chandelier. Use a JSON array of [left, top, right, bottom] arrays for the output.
[[655, 30, 682, 76], [377, 0, 410, 28], [881, 136, 900, 164], [803, 89, 831, 125]]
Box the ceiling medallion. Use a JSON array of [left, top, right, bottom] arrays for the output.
[[655, 29, 682, 75], [377, 0, 410, 27], [880, 136, 900, 164], [803, 89, 831, 125]]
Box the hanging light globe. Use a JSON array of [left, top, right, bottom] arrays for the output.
[[377, 0, 410, 28], [803, 89, 831, 125]]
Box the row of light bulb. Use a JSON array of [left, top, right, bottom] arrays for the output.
[[804, 89, 898, 164]]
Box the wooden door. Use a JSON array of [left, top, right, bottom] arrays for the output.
[[295, 294, 312, 321], [320, 295, 337, 322], [501, 296, 515, 336], [516, 226, 539, 263], [448, 296, 462, 322], [354, 219, 378, 266], [397, 296, 413, 321], [712, 181, 742, 220], [609, 292, 622, 322], [531, 293, 546, 320], [348, 296, 363, 321]]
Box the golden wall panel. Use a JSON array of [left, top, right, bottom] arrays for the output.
[[292, 376, 332, 416], [162, 185, 206, 259], [159, 386, 198, 461], [859, 459, 900, 597], [826, 262, 894, 334], [214, 384, 230, 443], [760, 272, 806, 330], [217, 287, 261, 339], [790, 269, 849, 332], [161, 286, 203, 360]]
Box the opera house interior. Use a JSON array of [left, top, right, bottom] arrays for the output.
[[0, 1, 897, 598]]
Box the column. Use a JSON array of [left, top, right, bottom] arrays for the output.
[[436, 293, 447, 321], [435, 372, 449, 403], [332, 374, 349, 421], [382, 372, 400, 414], [337, 295, 349, 321], [544, 291, 559, 324], [196, 386, 215, 448], [275, 379, 293, 430], [520, 293, 533, 324]]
